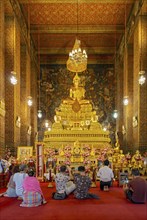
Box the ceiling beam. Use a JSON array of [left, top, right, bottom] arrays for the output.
[[19, 0, 135, 4], [31, 25, 124, 34], [40, 59, 113, 65], [37, 47, 115, 55]]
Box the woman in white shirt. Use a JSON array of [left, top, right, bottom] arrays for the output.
[[13, 164, 28, 199]]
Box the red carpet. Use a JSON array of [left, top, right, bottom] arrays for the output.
[[0, 182, 146, 220]]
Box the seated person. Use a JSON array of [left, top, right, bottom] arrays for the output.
[[0, 165, 19, 197], [6, 164, 14, 183], [13, 164, 28, 199], [124, 168, 147, 204], [97, 159, 114, 191], [0, 156, 5, 173], [74, 166, 99, 199], [20, 170, 47, 207], [54, 165, 72, 196]]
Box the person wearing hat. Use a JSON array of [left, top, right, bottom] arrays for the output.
[[97, 159, 114, 191], [124, 168, 147, 204], [13, 164, 28, 199]]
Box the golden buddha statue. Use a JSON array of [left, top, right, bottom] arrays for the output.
[[63, 73, 89, 105], [132, 150, 143, 168], [70, 73, 85, 101]]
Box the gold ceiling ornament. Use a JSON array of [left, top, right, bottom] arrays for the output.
[[66, 39, 87, 73]]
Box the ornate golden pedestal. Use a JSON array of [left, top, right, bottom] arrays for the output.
[[43, 73, 111, 168]]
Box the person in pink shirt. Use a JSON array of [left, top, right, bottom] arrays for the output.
[[20, 169, 47, 207]]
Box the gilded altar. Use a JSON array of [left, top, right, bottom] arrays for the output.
[[43, 72, 111, 167]]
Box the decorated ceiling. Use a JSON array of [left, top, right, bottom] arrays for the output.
[[4, 0, 146, 136], [6, 0, 145, 64]]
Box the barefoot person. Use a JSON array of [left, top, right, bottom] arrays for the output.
[[124, 168, 147, 204], [74, 166, 99, 199], [20, 169, 47, 207]]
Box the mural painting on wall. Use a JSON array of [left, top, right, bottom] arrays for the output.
[[40, 64, 116, 134]]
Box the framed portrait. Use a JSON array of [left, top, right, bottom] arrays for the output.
[[17, 146, 33, 161]]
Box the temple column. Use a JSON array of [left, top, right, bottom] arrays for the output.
[[14, 16, 21, 150], [127, 45, 133, 151], [5, 15, 21, 155], [30, 62, 38, 147], [137, 16, 147, 152], [133, 16, 147, 152], [20, 45, 28, 146], [115, 58, 124, 148], [20, 46, 32, 146], [122, 44, 134, 153], [0, 1, 5, 155]]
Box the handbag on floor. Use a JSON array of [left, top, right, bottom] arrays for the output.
[[52, 192, 67, 200], [65, 181, 76, 195]]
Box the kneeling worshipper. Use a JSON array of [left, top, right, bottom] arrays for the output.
[[0, 165, 19, 197], [20, 169, 47, 207], [74, 166, 99, 200], [124, 168, 147, 204], [13, 164, 28, 199], [97, 159, 114, 191]]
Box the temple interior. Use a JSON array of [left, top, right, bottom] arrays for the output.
[[0, 0, 147, 180]]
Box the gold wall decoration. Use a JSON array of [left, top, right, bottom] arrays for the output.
[[0, 99, 6, 117], [17, 146, 33, 161]]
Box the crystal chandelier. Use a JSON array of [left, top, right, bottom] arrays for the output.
[[66, 0, 87, 72], [67, 39, 87, 73]]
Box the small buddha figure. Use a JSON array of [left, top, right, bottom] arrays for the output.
[[132, 150, 143, 168], [72, 140, 81, 155], [59, 147, 65, 157], [70, 73, 86, 101], [90, 146, 95, 157], [133, 150, 142, 161], [118, 150, 125, 166]]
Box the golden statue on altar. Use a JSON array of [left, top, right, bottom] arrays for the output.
[[43, 39, 111, 168], [131, 150, 143, 169], [44, 71, 110, 144]]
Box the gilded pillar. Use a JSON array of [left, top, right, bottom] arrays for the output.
[[5, 16, 21, 154], [127, 45, 133, 151], [20, 45, 31, 146], [30, 62, 38, 147], [5, 16, 15, 151], [14, 18, 21, 149], [20, 45, 28, 146], [133, 16, 147, 152], [115, 58, 124, 148], [138, 16, 147, 151], [0, 0, 5, 154]]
